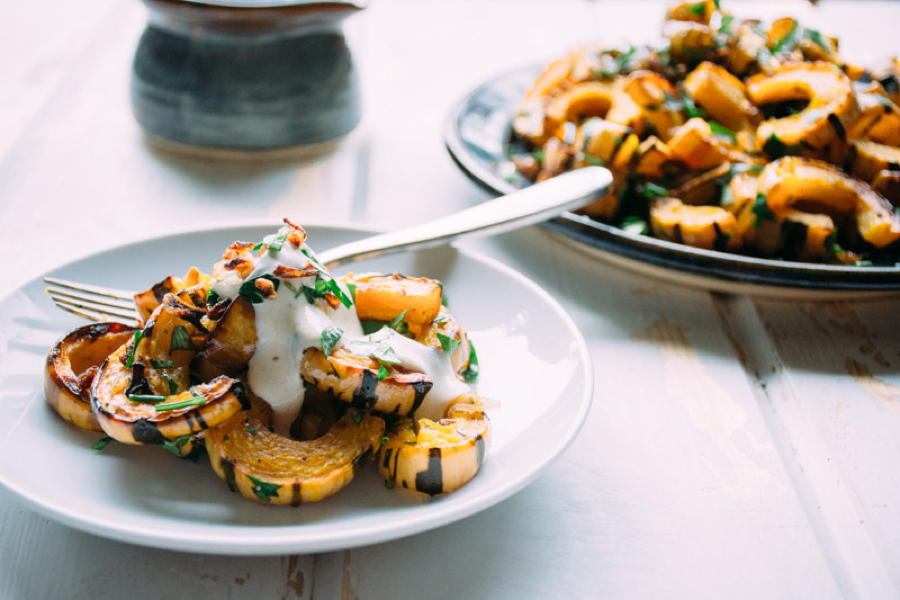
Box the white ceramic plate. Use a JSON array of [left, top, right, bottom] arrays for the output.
[[0, 222, 592, 555]]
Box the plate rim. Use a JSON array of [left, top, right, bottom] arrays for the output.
[[0, 219, 593, 555], [443, 64, 900, 292]]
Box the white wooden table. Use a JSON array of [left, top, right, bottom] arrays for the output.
[[2, 1, 899, 598]]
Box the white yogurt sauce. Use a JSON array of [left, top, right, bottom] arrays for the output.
[[212, 227, 468, 434]]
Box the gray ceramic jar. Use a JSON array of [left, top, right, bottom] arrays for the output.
[[131, 0, 364, 159]]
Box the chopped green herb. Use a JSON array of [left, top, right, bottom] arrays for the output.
[[346, 283, 357, 300], [438, 281, 448, 307], [642, 182, 669, 198], [825, 230, 843, 255], [92, 436, 113, 451], [432, 315, 448, 325], [854, 260, 874, 267], [709, 121, 737, 144], [247, 475, 281, 503], [206, 289, 221, 307], [361, 319, 389, 335], [283, 280, 304, 299], [170, 325, 194, 352], [437, 333, 461, 355], [621, 216, 649, 235], [584, 154, 605, 166], [128, 394, 167, 403], [372, 344, 400, 366], [532, 149, 545, 164], [238, 274, 281, 304], [380, 435, 389, 446], [762, 133, 801, 159], [164, 374, 178, 395], [246, 426, 257, 435], [252, 242, 265, 252], [124, 330, 142, 368], [752, 194, 775, 228], [161, 435, 192, 458], [352, 411, 364, 425], [719, 14, 734, 34], [686, 2, 706, 16], [150, 359, 176, 369], [804, 28, 830, 52], [460, 341, 480, 383], [771, 20, 799, 55], [384, 479, 395, 490], [320, 325, 343, 356], [377, 365, 390, 380], [387, 310, 409, 335], [155, 396, 206, 412], [267, 233, 287, 254]]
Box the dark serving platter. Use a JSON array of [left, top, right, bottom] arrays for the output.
[[444, 65, 900, 298]]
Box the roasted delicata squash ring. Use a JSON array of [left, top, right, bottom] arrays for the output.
[[45, 322, 136, 431], [134, 266, 211, 323], [650, 196, 741, 250], [206, 397, 385, 505], [756, 157, 900, 248], [746, 62, 857, 149], [684, 62, 760, 131], [378, 394, 489, 496], [345, 272, 443, 336], [300, 346, 433, 415], [90, 296, 247, 444], [193, 296, 257, 381]]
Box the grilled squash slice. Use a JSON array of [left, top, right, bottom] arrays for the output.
[[91, 295, 247, 444], [45, 322, 135, 432], [624, 70, 685, 140], [378, 394, 488, 496], [134, 267, 210, 323], [667, 118, 731, 170], [650, 196, 741, 250], [684, 62, 760, 131], [206, 396, 384, 505], [300, 345, 434, 415], [746, 62, 857, 149], [348, 272, 443, 336], [850, 140, 900, 183], [757, 157, 900, 247], [193, 296, 257, 381]]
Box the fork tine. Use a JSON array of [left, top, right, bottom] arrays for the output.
[[50, 296, 139, 324], [43, 276, 135, 302], [46, 288, 136, 312]]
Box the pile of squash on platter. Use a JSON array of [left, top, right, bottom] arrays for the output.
[[45, 224, 488, 506], [511, 0, 900, 264]]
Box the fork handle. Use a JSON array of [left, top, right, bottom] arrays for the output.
[[317, 166, 613, 269]]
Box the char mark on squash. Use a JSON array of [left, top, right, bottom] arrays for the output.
[[352, 370, 379, 408], [415, 447, 444, 496], [132, 418, 166, 445], [410, 380, 434, 414]]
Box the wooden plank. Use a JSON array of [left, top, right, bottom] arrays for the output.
[[0, 503, 313, 599], [732, 295, 900, 598]]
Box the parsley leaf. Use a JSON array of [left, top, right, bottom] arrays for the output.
[[238, 274, 280, 304], [719, 14, 734, 34], [372, 344, 400, 366], [170, 325, 194, 352], [161, 435, 193, 458], [709, 121, 737, 144], [437, 333, 461, 354], [804, 28, 830, 51], [752, 193, 775, 228], [642, 182, 669, 198], [247, 475, 281, 503], [164, 374, 178, 395], [206, 289, 221, 307], [150, 359, 175, 369], [460, 341, 480, 382], [387, 310, 409, 335], [92, 436, 113, 451], [762, 133, 801, 159], [377, 364, 390, 380], [320, 325, 343, 356], [771, 20, 799, 55], [686, 2, 706, 16]]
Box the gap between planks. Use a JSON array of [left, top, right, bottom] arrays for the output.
[[711, 293, 894, 600]]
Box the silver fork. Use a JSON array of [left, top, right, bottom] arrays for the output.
[[45, 167, 612, 324]]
